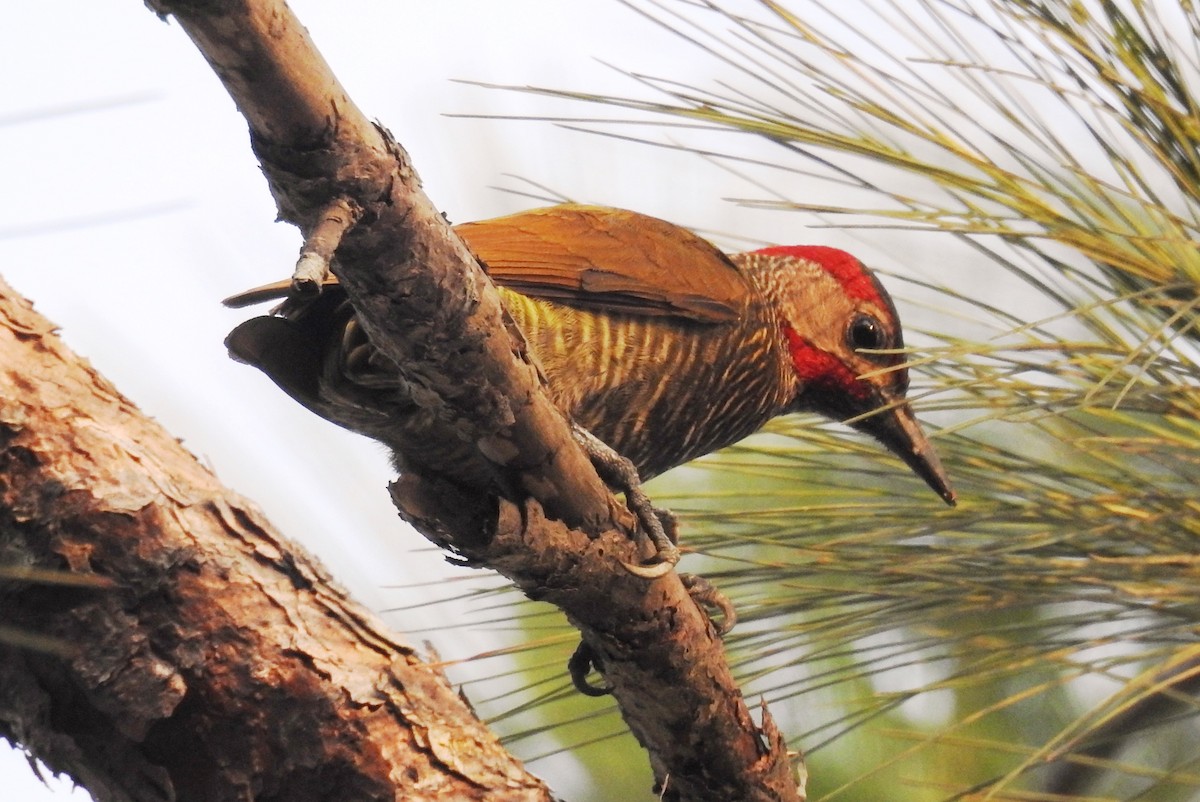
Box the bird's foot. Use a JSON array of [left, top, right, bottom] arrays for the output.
[[680, 573, 737, 636], [570, 424, 679, 578], [565, 576, 734, 697], [568, 640, 612, 697]]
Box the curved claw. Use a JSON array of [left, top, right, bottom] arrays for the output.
[[621, 543, 680, 579], [568, 641, 613, 697], [680, 573, 737, 636], [571, 423, 682, 579]]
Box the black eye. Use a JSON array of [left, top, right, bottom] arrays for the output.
[[847, 313, 888, 354]]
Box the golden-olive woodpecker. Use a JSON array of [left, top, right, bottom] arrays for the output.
[[226, 204, 955, 509]]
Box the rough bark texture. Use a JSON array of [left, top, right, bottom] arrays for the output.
[[148, 0, 617, 532], [0, 278, 552, 801], [393, 476, 799, 802], [0, 1, 805, 800]]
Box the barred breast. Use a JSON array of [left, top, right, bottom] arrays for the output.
[[225, 266, 797, 488], [500, 286, 793, 480]]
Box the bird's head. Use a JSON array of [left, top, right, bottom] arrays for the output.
[[749, 245, 956, 506]]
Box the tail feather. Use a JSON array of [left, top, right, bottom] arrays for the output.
[[226, 316, 326, 416]]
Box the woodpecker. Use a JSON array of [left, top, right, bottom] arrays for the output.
[[226, 204, 955, 523]]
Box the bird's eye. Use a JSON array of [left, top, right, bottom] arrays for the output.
[[847, 314, 888, 355]]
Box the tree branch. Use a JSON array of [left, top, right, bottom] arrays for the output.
[[149, 0, 616, 529], [0, 276, 550, 801]]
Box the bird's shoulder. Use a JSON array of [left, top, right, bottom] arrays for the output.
[[456, 204, 749, 324]]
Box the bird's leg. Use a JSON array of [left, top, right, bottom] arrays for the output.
[[569, 424, 680, 578], [652, 506, 680, 546], [565, 426, 733, 694], [567, 641, 612, 697]]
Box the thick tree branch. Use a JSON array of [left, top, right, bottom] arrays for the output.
[[96, 1, 798, 799], [149, 0, 615, 530], [0, 277, 551, 801]]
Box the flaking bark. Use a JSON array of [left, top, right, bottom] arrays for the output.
[[0, 277, 551, 801]]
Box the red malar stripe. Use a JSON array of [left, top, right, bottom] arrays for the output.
[[782, 324, 869, 400]]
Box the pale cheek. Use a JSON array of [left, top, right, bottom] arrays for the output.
[[786, 282, 844, 322]]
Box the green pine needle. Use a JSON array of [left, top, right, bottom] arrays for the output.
[[443, 2, 1200, 799]]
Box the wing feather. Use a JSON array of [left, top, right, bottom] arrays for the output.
[[459, 204, 746, 323]]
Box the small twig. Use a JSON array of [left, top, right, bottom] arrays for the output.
[[292, 196, 361, 293]]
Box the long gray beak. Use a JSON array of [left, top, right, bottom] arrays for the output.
[[854, 400, 956, 506]]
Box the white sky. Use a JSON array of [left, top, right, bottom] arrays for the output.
[[2, 2, 993, 799]]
